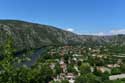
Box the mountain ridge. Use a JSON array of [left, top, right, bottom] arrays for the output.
[[0, 20, 124, 51]]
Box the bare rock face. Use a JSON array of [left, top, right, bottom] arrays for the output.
[[0, 20, 125, 51]]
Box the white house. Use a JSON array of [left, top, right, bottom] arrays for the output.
[[109, 74, 125, 80]]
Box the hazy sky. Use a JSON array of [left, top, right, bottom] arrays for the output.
[[0, 0, 125, 35]]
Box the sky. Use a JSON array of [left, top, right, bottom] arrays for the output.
[[0, 0, 125, 35]]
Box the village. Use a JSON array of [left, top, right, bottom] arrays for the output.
[[40, 45, 125, 83]]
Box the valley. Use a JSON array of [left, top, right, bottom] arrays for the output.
[[0, 20, 125, 83]]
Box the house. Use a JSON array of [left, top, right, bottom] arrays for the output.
[[60, 59, 67, 73], [72, 54, 82, 57], [107, 64, 120, 68], [49, 63, 55, 69], [109, 74, 125, 80], [96, 66, 111, 73], [66, 73, 75, 83]]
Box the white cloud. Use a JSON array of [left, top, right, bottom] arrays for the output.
[[65, 28, 74, 32], [87, 29, 125, 36], [110, 29, 125, 35], [65, 28, 82, 34], [92, 32, 106, 36], [65, 28, 125, 36]]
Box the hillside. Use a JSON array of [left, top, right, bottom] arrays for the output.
[[0, 20, 125, 51], [0, 20, 82, 51]]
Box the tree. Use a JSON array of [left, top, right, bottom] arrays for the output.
[[61, 80, 69, 83], [0, 35, 16, 83], [94, 68, 110, 81], [79, 63, 91, 75], [120, 64, 125, 73], [54, 63, 62, 75], [75, 75, 85, 83], [0, 35, 54, 83], [31, 63, 53, 83], [111, 68, 121, 75], [67, 65, 77, 74], [75, 73, 101, 83]]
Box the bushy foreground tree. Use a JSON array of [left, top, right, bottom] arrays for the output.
[[0, 35, 53, 83]]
